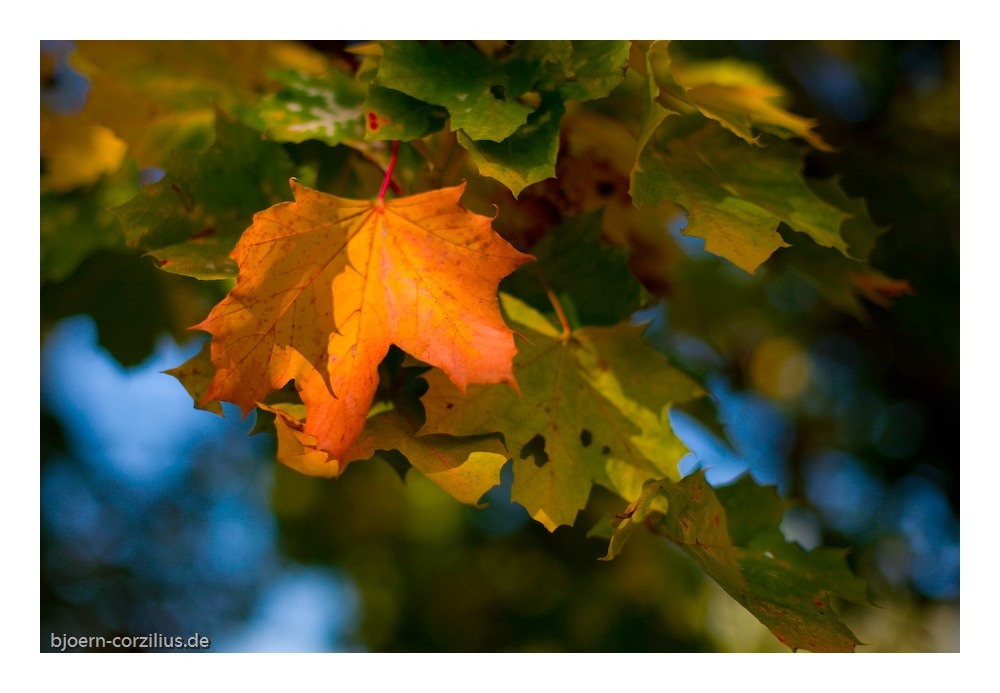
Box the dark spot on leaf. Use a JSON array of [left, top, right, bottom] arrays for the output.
[[597, 359, 609, 373], [520, 434, 549, 467], [580, 429, 592, 447], [445, 403, 454, 410], [601, 445, 610, 455], [545, 406, 551, 413], [490, 84, 507, 101], [191, 227, 217, 239], [596, 181, 615, 197]]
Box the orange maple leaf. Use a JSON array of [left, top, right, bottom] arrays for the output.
[[195, 180, 532, 465]]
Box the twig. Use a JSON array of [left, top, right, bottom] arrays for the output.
[[536, 270, 571, 336], [377, 140, 400, 203]]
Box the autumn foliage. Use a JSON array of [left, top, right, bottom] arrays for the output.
[[38, 39, 935, 652], [196, 181, 530, 468]]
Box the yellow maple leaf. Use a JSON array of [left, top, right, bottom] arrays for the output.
[[41, 113, 128, 193], [260, 402, 508, 503], [68, 40, 328, 167], [639, 41, 832, 152]]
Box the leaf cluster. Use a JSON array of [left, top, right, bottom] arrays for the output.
[[39, 40, 907, 651]]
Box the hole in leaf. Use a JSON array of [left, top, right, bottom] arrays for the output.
[[520, 434, 549, 468], [262, 380, 302, 406], [378, 449, 411, 481], [490, 84, 507, 101], [580, 429, 593, 447]]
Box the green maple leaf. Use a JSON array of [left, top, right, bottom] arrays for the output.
[[776, 226, 913, 320], [500, 210, 643, 327], [362, 84, 448, 142], [558, 41, 631, 102], [631, 119, 852, 273], [41, 158, 139, 284], [636, 41, 830, 152], [602, 474, 872, 652], [365, 411, 509, 507], [112, 113, 295, 280], [529, 40, 573, 65], [714, 473, 789, 546], [806, 176, 890, 262], [373, 41, 543, 142], [419, 293, 703, 530], [249, 69, 367, 146], [457, 92, 565, 197]]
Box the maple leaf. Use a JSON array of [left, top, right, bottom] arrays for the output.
[[601, 474, 872, 652], [249, 69, 366, 146], [805, 176, 890, 262], [631, 119, 851, 274], [195, 181, 532, 465], [420, 293, 703, 530], [373, 41, 542, 143], [557, 41, 631, 102], [363, 84, 449, 142], [260, 402, 508, 505], [113, 113, 296, 280], [457, 92, 565, 198], [163, 341, 223, 416], [632, 41, 831, 152], [776, 226, 914, 321]]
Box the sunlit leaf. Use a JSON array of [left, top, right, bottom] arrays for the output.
[[638, 41, 831, 151], [196, 182, 531, 466], [163, 341, 224, 415], [260, 402, 508, 505], [420, 294, 703, 530]]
